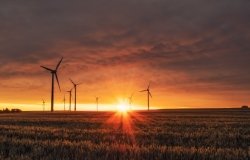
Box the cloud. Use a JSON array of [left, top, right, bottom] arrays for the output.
[[0, 0, 250, 107]]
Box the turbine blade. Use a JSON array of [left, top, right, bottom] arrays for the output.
[[148, 82, 151, 89], [76, 82, 83, 86], [139, 90, 147, 92], [55, 73, 61, 92], [56, 57, 63, 70], [149, 92, 152, 98], [41, 66, 53, 72], [69, 78, 76, 85]]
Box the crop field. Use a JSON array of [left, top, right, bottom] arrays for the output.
[[0, 109, 250, 160]]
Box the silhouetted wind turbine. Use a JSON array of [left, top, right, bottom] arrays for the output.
[[41, 57, 63, 112], [67, 89, 72, 111], [70, 79, 82, 111], [140, 82, 152, 111], [42, 99, 45, 111], [63, 95, 66, 111], [96, 97, 99, 112], [128, 93, 134, 110]]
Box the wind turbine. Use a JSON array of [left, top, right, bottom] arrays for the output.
[[41, 57, 63, 112], [140, 82, 152, 111], [128, 93, 134, 110], [69, 79, 81, 111], [42, 99, 45, 111], [96, 97, 99, 112], [67, 89, 72, 111], [63, 95, 66, 111]]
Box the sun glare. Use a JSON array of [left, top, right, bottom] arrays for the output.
[[117, 102, 129, 112]]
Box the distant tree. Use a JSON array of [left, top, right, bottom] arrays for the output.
[[241, 105, 249, 109], [0, 108, 22, 113], [3, 108, 10, 113]]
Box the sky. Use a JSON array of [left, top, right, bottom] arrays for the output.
[[0, 0, 250, 111]]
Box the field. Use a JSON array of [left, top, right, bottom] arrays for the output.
[[0, 109, 250, 160]]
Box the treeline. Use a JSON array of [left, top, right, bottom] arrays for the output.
[[241, 105, 249, 109], [0, 108, 22, 113]]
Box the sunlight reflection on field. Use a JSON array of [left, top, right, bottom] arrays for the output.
[[105, 111, 151, 145]]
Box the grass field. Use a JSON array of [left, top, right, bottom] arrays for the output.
[[0, 109, 250, 160]]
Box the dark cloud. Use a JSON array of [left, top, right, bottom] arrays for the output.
[[0, 0, 250, 106]]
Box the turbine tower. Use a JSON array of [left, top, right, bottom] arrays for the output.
[[140, 82, 152, 111], [70, 79, 81, 111], [41, 57, 63, 112], [96, 97, 99, 112], [63, 95, 66, 111], [42, 99, 45, 111], [67, 89, 72, 111]]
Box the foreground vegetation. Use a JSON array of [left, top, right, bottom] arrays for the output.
[[0, 109, 249, 160]]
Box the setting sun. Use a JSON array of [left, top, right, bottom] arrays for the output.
[[117, 102, 129, 112]]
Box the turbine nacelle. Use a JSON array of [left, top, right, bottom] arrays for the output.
[[70, 78, 82, 87]]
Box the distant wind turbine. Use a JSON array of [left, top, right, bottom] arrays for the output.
[[70, 79, 82, 111], [96, 97, 99, 112], [140, 82, 152, 111], [41, 57, 63, 112], [42, 99, 45, 111], [128, 93, 134, 110], [63, 95, 66, 111], [67, 89, 73, 111]]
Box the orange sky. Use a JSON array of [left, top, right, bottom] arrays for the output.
[[0, 58, 249, 111], [0, 1, 250, 111]]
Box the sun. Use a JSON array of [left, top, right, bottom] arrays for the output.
[[117, 102, 129, 112]]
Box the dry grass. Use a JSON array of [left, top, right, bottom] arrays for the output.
[[0, 109, 249, 160]]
